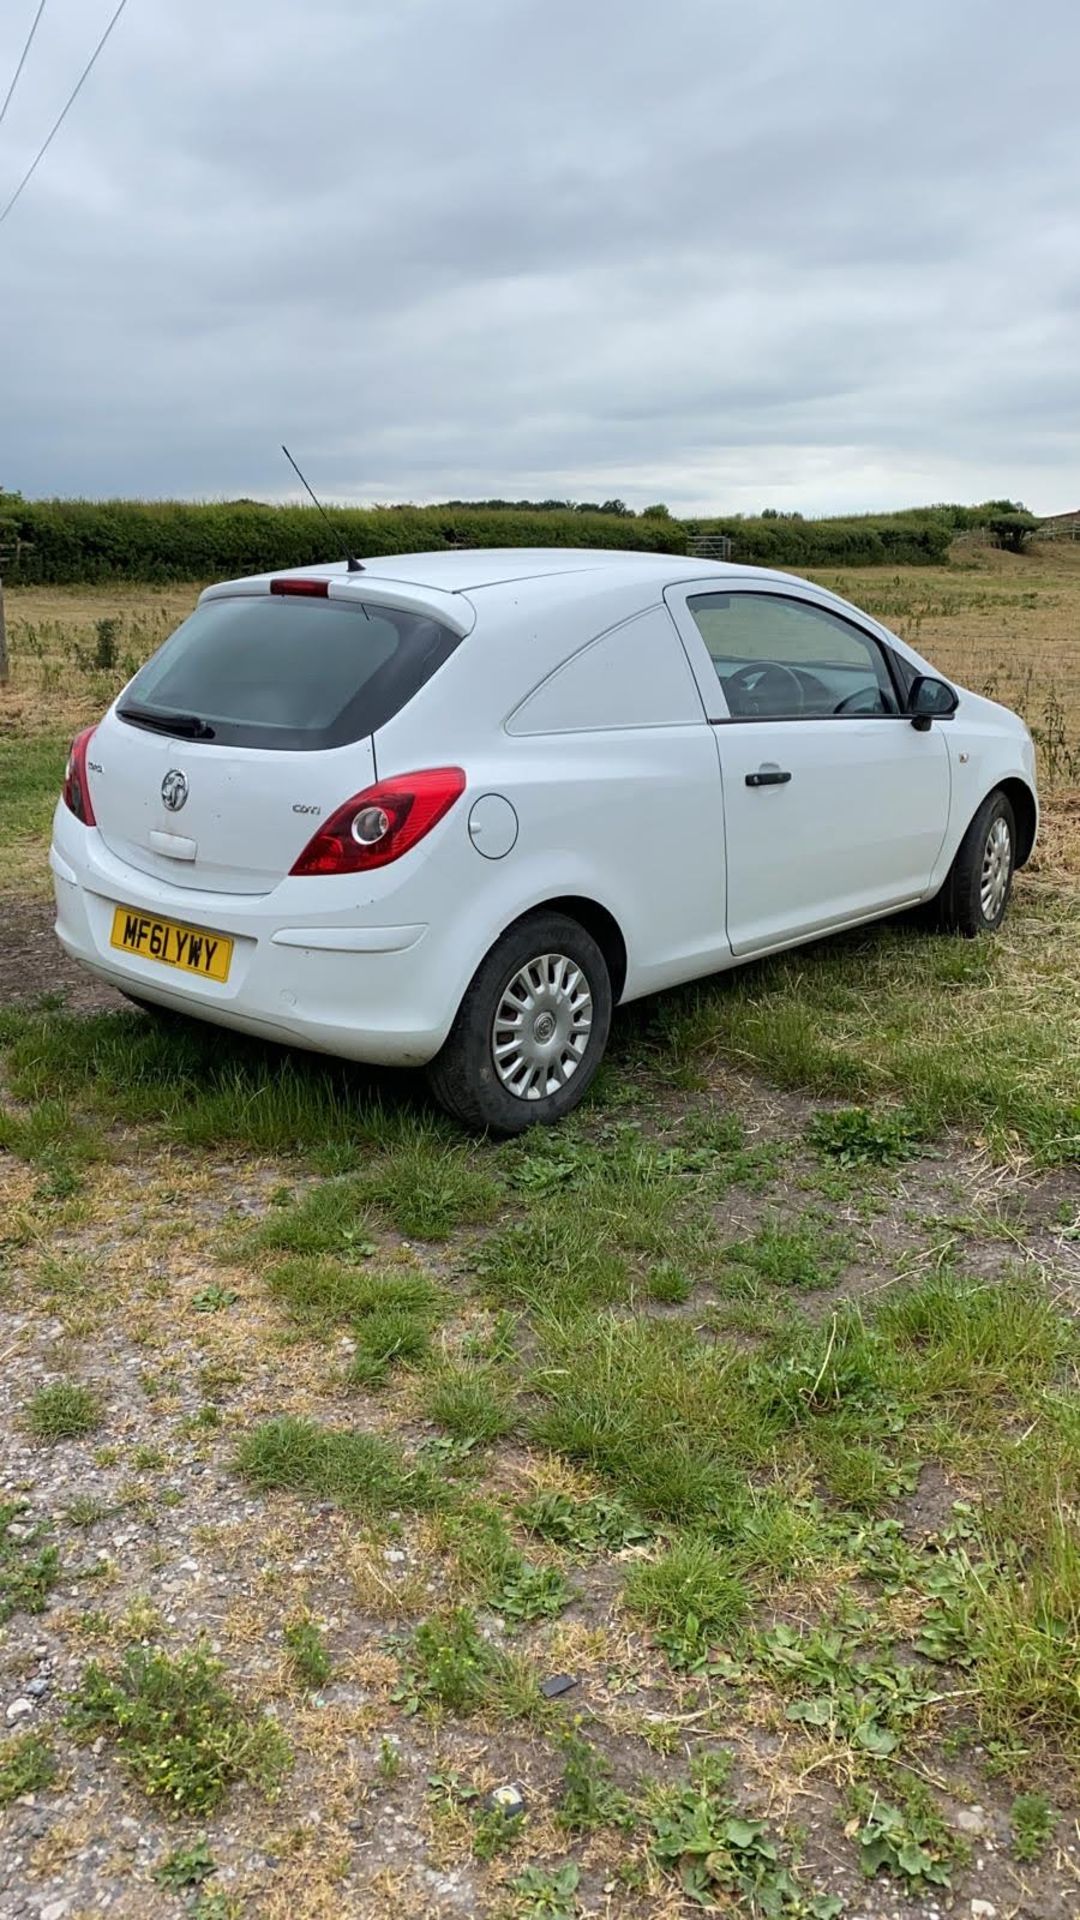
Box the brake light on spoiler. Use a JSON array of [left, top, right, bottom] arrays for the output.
[[269, 577, 330, 596], [290, 768, 467, 876]]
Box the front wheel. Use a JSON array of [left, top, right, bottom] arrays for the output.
[[935, 789, 1016, 936], [427, 911, 613, 1133]]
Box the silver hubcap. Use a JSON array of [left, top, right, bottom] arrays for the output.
[[981, 816, 1012, 920], [492, 952, 593, 1101]]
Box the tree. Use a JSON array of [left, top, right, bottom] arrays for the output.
[[987, 510, 1040, 554], [641, 502, 671, 519]]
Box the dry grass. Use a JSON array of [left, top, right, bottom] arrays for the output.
[[810, 539, 1080, 789]]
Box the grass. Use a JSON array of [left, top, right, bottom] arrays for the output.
[[0, 1502, 60, 1622], [283, 1615, 332, 1690], [0, 1730, 57, 1807], [392, 1607, 538, 1719], [422, 1359, 517, 1445], [623, 1534, 750, 1666], [66, 1643, 291, 1814], [721, 1214, 852, 1293], [24, 1380, 103, 1442], [234, 1416, 442, 1514], [5, 561, 1080, 1905]]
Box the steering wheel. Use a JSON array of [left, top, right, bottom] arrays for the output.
[[725, 661, 806, 716], [832, 686, 889, 716]]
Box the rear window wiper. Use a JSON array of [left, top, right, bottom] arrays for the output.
[[119, 704, 216, 740]]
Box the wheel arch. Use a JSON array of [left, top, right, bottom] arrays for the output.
[[996, 778, 1038, 868], [501, 895, 629, 1002]]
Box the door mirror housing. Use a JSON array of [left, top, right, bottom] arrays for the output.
[[908, 674, 958, 731]]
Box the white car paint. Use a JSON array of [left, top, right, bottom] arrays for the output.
[[50, 547, 1038, 1077]]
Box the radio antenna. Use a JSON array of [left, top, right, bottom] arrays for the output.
[[280, 444, 364, 572]]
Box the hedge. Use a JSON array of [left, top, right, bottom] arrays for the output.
[[0, 495, 999, 585]]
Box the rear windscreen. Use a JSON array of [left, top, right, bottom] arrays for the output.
[[119, 595, 461, 750]]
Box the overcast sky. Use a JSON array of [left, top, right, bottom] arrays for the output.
[[1, 0, 1078, 514]]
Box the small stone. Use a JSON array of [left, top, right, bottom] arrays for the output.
[[41, 1901, 71, 1920], [25, 1679, 49, 1698], [5, 1699, 33, 1724], [957, 1806, 989, 1835], [971, 1902, 997, 1919]]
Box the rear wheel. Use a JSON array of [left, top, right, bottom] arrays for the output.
[[427, 911, 613, 1134], [935, 789, 1016, 936]]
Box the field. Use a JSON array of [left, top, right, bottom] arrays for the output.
[[1, 543, 1079, 1918]]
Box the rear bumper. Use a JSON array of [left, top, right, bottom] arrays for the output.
[[49, 831, 458, 1068]]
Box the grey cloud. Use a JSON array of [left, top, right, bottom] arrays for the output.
[[1, 0, 1079, 513]]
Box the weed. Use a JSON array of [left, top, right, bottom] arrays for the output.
[[283, 1616, 332, 1690], [451, 1507, 574, 1625], [516, 1488, 651, 1555], [0, 1731, 57, 1807], [1, 1502, 60, 1622], [649, 1757, 840, 1915], [847, 1779, 961, 1890], [25, 1380, 103, 1442], [66, 1643, 291, 1813], [377, 1736, 402, 1782], [154, 1839, 216, 1889], [1010, 1789, 1055, 1862], [191, 1285, 238, 1313], [759, 1620, 942, 1757], [556, 1726, 633, 1833], [808, 1107, 924, 1167], [235, 1417, 440, 1514], [393, 1608, 502, 1716], [510, 1862, 580, 1918]]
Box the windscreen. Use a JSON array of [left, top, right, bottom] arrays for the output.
[[119, 594, 460, 750]]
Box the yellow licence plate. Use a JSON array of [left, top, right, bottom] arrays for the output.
[[110, 907, 233, 982]]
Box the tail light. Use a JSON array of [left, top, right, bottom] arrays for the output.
[[290, 767, 466, 876], [62, 726, 98, 825], [270, 577, 329, 597]]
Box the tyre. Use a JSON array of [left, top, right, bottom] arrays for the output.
[[935, 789, 1016, 936], [427, 911, 613, 1134]]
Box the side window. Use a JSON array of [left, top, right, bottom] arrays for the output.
[[506, 606, 703, 735], [687, 592, 901, 720]]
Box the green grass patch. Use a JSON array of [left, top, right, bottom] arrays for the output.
[[265, 1253, 440, 1335], [422, 1360, 517, 1445], [283, 1615, 332, 1690], [624, 1534, 749, 1667], [0, 735, 67, 885], [66, 1643, 290, 1814], [0, 1730, 57, 1807], [721, 1215, 852, 1293], [644, 893, 1080, 1163], [347, 1307, 433, 1389], [235, 1416, 441, 1514], [1, 1502, 60, 1622], [24, 1380, 103, 1442]]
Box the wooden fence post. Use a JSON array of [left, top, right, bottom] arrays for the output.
[[0, 571, 8, 687]]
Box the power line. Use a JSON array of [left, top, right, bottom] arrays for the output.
[[0, 0, 130, 231], [0, 0, 48, 133]]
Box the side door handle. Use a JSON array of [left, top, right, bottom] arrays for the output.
[[745, 765, 792, 788]]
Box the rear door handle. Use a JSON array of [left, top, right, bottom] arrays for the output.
[[745, 766, 792, 788]]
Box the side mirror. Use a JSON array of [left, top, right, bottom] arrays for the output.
[[908, 674, 959, 732]]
